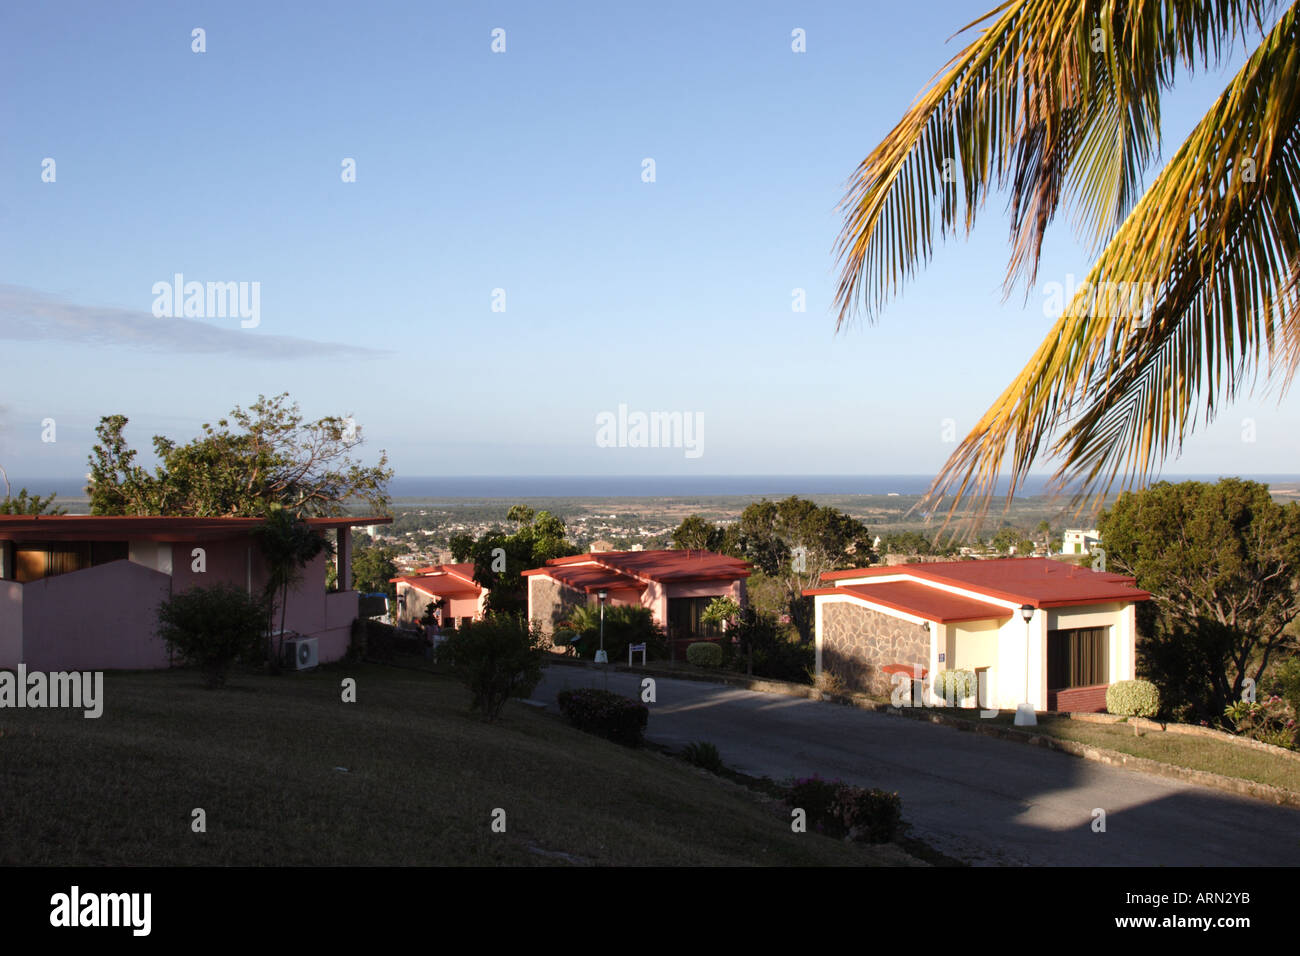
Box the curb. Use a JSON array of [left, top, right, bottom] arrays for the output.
[[543, 659, 1300, 811]]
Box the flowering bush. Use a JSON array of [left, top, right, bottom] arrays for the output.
[[833, 786, 902, 843], [557, 688, 648, 747], [1224, 695, 1298, 750], [783, 775, 902, 843]]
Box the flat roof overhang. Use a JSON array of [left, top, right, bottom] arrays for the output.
[[0, 514, 392, 543]]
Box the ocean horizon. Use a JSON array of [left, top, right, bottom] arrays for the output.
[[20, 473, 1300, 500]]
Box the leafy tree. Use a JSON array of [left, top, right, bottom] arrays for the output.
[[833, 2, 1300, 520], [876, 530, 960, 558], [453, 507, 580, 614], [351, 539, 400, 607], [253, 505, 333, 666], [87, 394, 393, 517], [731, 497, 874, 642], [670, 514, 735, 552], [438, 613, 546, 722], [0, 465, 65, 515], [1100, 479, 1300, 720], [156, 583, 268, 688]]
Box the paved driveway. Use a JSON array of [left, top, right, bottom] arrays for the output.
[[534, 667, 1300, 866]]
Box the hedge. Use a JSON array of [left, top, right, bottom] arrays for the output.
[[557, 688, 648, 747], [1106, 679, 1161, 718], [686, 642, 723, 668]]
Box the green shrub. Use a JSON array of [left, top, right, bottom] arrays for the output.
[[933, 669, 976, 704], [156, 584, 268, 688], [751, 635, 815, 683], [784, 776, 902, 843], [1276, 657, 1300, 716], [1106, 679, 1161, 718], [682, 741, 724, 773], [438, 614, 545, 722], [784, 776, 843, 835], [1224, 696, 1298, 750], [832, 786, 902, 843], [557, 688, 648, 747], [347, 618, 368, 662], [561, 604, 665, 662], [686, 642, 723, 668]]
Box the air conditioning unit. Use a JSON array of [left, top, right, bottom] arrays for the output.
[[284, 636, 318, 671]]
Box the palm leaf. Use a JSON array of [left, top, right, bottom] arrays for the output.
[[923, 1, 1300, 521], [834, 0, 1275, 322]]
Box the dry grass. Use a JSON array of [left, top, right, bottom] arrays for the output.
[[935, 710, 1300, 793], [0, 664, 914, 866]]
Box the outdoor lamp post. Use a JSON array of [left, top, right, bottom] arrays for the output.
[[594, 590, 609, 664], [1015, 603, 1037, 726]]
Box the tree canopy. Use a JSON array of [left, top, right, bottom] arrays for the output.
[[86, 394, 392, 517], [670, 497, 874, 640], [1099, 478, 1300, 718], [450, 507, 580, 614]]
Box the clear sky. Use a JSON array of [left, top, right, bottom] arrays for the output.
[[1, 1, 1295, 485]]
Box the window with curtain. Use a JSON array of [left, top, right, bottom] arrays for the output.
[[1047, 627, 1108, 689]]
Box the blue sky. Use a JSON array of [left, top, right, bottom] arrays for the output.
[[1, 0, 1296, 485]]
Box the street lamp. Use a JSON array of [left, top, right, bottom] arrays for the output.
[[1015, 603, 1037, 726], [594, 590, 609, 664]]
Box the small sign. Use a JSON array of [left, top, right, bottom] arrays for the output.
[[630, 643, 646, 652], [938, 653, 946, 663]]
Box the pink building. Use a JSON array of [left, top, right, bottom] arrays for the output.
[[524, 549, 751, 650], [0, 514, 390, 671], [390, 563, 487, 629]]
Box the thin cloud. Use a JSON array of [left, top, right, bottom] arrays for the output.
[[0, 284, 391, 359]]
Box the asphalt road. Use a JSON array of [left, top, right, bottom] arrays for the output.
[[533, 666, 1300, 866]]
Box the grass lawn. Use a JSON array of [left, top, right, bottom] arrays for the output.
[[0, 663, 915, 866], [933, 709, 1300, 793]]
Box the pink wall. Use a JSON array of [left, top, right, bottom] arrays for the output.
[[4, 534, 358, 672], [19, 560, 172, 671], [645, 578, 746, 628], [588, 579, 745, 629], [169, 538, 251, 593]]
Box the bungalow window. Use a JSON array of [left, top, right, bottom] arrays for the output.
[[12, 541, 129, 582], [1047, 627, 1108, 689], [667, 596, 722, 639]]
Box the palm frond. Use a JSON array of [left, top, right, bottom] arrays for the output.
[[922, 1, 1300, 523], [834, 0, 1277, 325]]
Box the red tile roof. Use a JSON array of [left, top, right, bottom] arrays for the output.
[[804, 581, 1012, 623], [818, 557, 1149, 609], [0, 514, 391, 542], [534, 564, 646, 594], [526, 549, 752, 585], [391, 563, 483, 598]]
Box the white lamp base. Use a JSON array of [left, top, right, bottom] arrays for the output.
[[1014, 703, 1037, 726], [594, 650, 608, 664]]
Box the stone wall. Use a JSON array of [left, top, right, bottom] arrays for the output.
[[821, 601, 930, 696], [529, 575, 587, 635]]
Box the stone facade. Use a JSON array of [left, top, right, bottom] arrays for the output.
[[821, 601, 930, 696], [529, 575, 588, 635]]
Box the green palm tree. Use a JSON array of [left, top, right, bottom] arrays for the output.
[[834, 0, 1299, 520]]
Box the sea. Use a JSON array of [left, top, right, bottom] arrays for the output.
[[22, 473, 1300, 501]]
